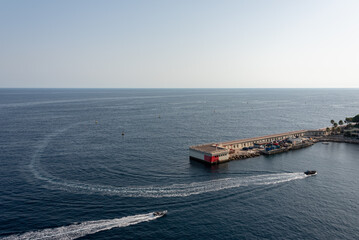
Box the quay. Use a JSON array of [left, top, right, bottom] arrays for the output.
[[189, 129, 328, 164]]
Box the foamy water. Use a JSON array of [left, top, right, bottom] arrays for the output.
[[3, 212, 161, 240]]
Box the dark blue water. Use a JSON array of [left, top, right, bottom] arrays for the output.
[[1, 89, 359, 239]]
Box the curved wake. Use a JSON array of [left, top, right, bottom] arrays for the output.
[[38, 172, 307, 198], [2, 212, 162, 240], [30, 123, 308, 198]]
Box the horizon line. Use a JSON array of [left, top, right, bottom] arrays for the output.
[[1, 87, 359, 90]]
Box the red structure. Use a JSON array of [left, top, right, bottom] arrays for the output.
[[204, 155, 219, 163]]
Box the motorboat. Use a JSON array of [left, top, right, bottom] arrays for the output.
[[304, 170, 317, 176], [322, 142, 329, 145], [153, 210, 167, 217]]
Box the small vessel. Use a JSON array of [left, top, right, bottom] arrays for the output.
[[304, 170, 317, 176], [322, 142, 329, 145], [153, 210, 167, 217], [121, 131, 125, 136]]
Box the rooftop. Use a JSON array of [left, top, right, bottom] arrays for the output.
[[190, 144, 228, 154], [221, 130, 307, 146]]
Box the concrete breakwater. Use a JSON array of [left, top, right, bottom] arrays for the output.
[[189, 129, 327, 164]]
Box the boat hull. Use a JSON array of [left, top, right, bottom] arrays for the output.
[[304, 170, 317, 176], [153, 210, 167, 217]]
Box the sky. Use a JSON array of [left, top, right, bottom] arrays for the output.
[[0, 0, 358, 88]]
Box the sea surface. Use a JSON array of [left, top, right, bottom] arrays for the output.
[[1, 88, 359, 239]]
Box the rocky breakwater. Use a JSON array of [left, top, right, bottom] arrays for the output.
[[229, 150, 262, 160]]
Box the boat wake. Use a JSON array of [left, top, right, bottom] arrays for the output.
[[55, 172, 306, 197], [3, 212, 161, 240], [29, 123, 308, 198]]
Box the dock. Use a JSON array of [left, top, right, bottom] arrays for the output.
[[189, 129, 327, 164]]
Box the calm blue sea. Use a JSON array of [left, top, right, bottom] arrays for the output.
[[1, 88, 359, 239]]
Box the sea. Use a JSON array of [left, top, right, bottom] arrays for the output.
[[0, 88, 359, 240]]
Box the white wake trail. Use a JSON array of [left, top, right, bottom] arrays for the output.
[[30, 124, 308, 198], [2, 212, 161, 240], [34, 171, 307, 198]]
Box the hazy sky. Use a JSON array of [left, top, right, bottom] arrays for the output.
[[0, 0, 358, 88]]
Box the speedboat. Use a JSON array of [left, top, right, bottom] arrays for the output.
[[304, 170, 317, 176], [153, 210, 167, 217]]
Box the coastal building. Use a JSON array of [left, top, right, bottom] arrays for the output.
[[287, 138, 302, 145], [189, 144, 229, 164], [305, 129, 328, 136], [344, 129, 359, 138]]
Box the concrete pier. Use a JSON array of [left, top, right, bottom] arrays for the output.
[[189, 129, 328, 164]]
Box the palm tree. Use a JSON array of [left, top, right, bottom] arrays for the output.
[[332, 123, 338, 134], [330, 120, 335, 125], [337, 127, 341, 134], [331, 126, 336, 134], [326, 127, 330, 135], [339, 120, 343, 126]]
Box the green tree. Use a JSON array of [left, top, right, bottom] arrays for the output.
[[346, 117, 353, 123], [336, 127, 341, 134], [330, 119, 335, 125], [339, 120, 343, 125], [333, 122, 338, 128], [352, 114, 359, 123]]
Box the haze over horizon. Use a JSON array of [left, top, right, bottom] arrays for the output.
[[1, 0, 358, 88]]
